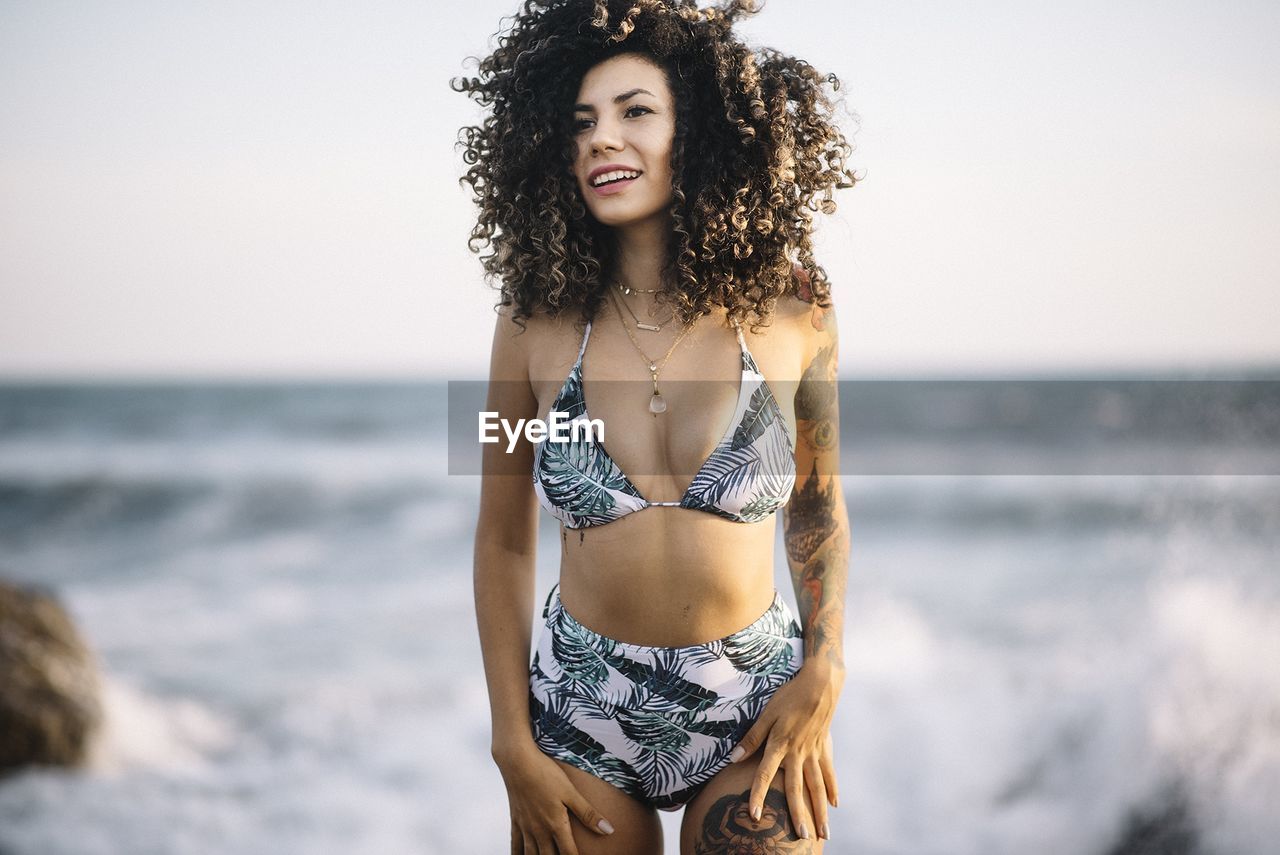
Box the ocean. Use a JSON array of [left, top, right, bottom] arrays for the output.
[[0, 378, 1277, 854]]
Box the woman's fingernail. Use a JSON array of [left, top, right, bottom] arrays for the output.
[[821, 822, 830, 839], [798, 824, 809, 839], [598, 819, 614, 835], [751, 804, 761, 821], [728, 746, 744, 762]]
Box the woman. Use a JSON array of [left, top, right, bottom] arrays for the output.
[[454, 1, 857, 852]]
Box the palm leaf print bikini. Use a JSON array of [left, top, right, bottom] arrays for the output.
[[527, 312, 806, 811], [532, 316, 798, 529]]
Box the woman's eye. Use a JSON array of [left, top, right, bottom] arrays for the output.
[[572, 106, 651, 132]]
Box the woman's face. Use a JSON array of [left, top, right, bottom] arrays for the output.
[[570, 53, 677, 230]]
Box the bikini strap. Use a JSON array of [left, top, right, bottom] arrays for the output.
[[574, 320, 592, 366], [730, 316, 761, 377], [730, 317, 747, 353]]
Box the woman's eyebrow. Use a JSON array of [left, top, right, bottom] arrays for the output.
[[573, 88, 656, 112]]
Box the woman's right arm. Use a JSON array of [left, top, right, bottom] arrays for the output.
[[474, 306, 543, 764], [474, 308, 617, 853]]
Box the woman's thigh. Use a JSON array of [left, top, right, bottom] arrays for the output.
[[679, 761, 821, 854], [550, 758, 664, 855]]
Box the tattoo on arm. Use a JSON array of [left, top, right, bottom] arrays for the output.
[[785, 462, 848, 667], [795, 342, 836, 453], [785, 311, 848, 668]]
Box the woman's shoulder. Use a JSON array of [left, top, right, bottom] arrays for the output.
[[492, 303, 592, 381], [761, 264, 837, 375], [774, 263, 835, 330], [493, 302, 587, 342]]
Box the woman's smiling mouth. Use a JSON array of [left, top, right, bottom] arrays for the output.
[[586, 164, 644, 195], [590, 173, 641, 195]]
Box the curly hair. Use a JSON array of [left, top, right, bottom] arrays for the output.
[[451, 0, 859, 332]]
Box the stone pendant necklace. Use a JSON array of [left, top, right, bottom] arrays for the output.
[[608, 289, 696, 415]]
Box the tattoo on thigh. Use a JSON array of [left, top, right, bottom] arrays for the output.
[[694, 788, 813, 853]]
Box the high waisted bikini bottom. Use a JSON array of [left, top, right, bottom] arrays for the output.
[[528, 582, 805, 811]]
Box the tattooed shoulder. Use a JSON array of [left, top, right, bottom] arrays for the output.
[[790, 262, 835, 338]]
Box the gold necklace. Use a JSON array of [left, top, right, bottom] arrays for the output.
[[608, 290, 696, 415], [614, 275, 662, 295], [613, 282, 672, 332]]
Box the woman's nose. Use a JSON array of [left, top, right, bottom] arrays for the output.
[[589, 120, 623, 155]]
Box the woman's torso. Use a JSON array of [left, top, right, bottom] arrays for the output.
[[524, 300, 810, 647]]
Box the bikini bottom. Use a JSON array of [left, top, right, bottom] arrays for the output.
[[528, 581, 805, 811]]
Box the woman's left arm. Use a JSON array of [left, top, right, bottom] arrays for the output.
[[729, 290, 849, 842]]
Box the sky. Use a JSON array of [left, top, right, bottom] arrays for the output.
[[0, 0, 1277, 380]]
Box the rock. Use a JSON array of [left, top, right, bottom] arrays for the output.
[[0, 577, 103, 775], [1103, 781, 1200, 855]]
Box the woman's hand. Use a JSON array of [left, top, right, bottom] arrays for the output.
[[727, 659, 845, 841], [494, 743, 616, 855]]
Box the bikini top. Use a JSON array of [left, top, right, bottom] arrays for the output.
[[532, 316, 797, 529]]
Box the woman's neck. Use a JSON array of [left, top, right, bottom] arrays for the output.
[[608, 216, 672, 294]]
